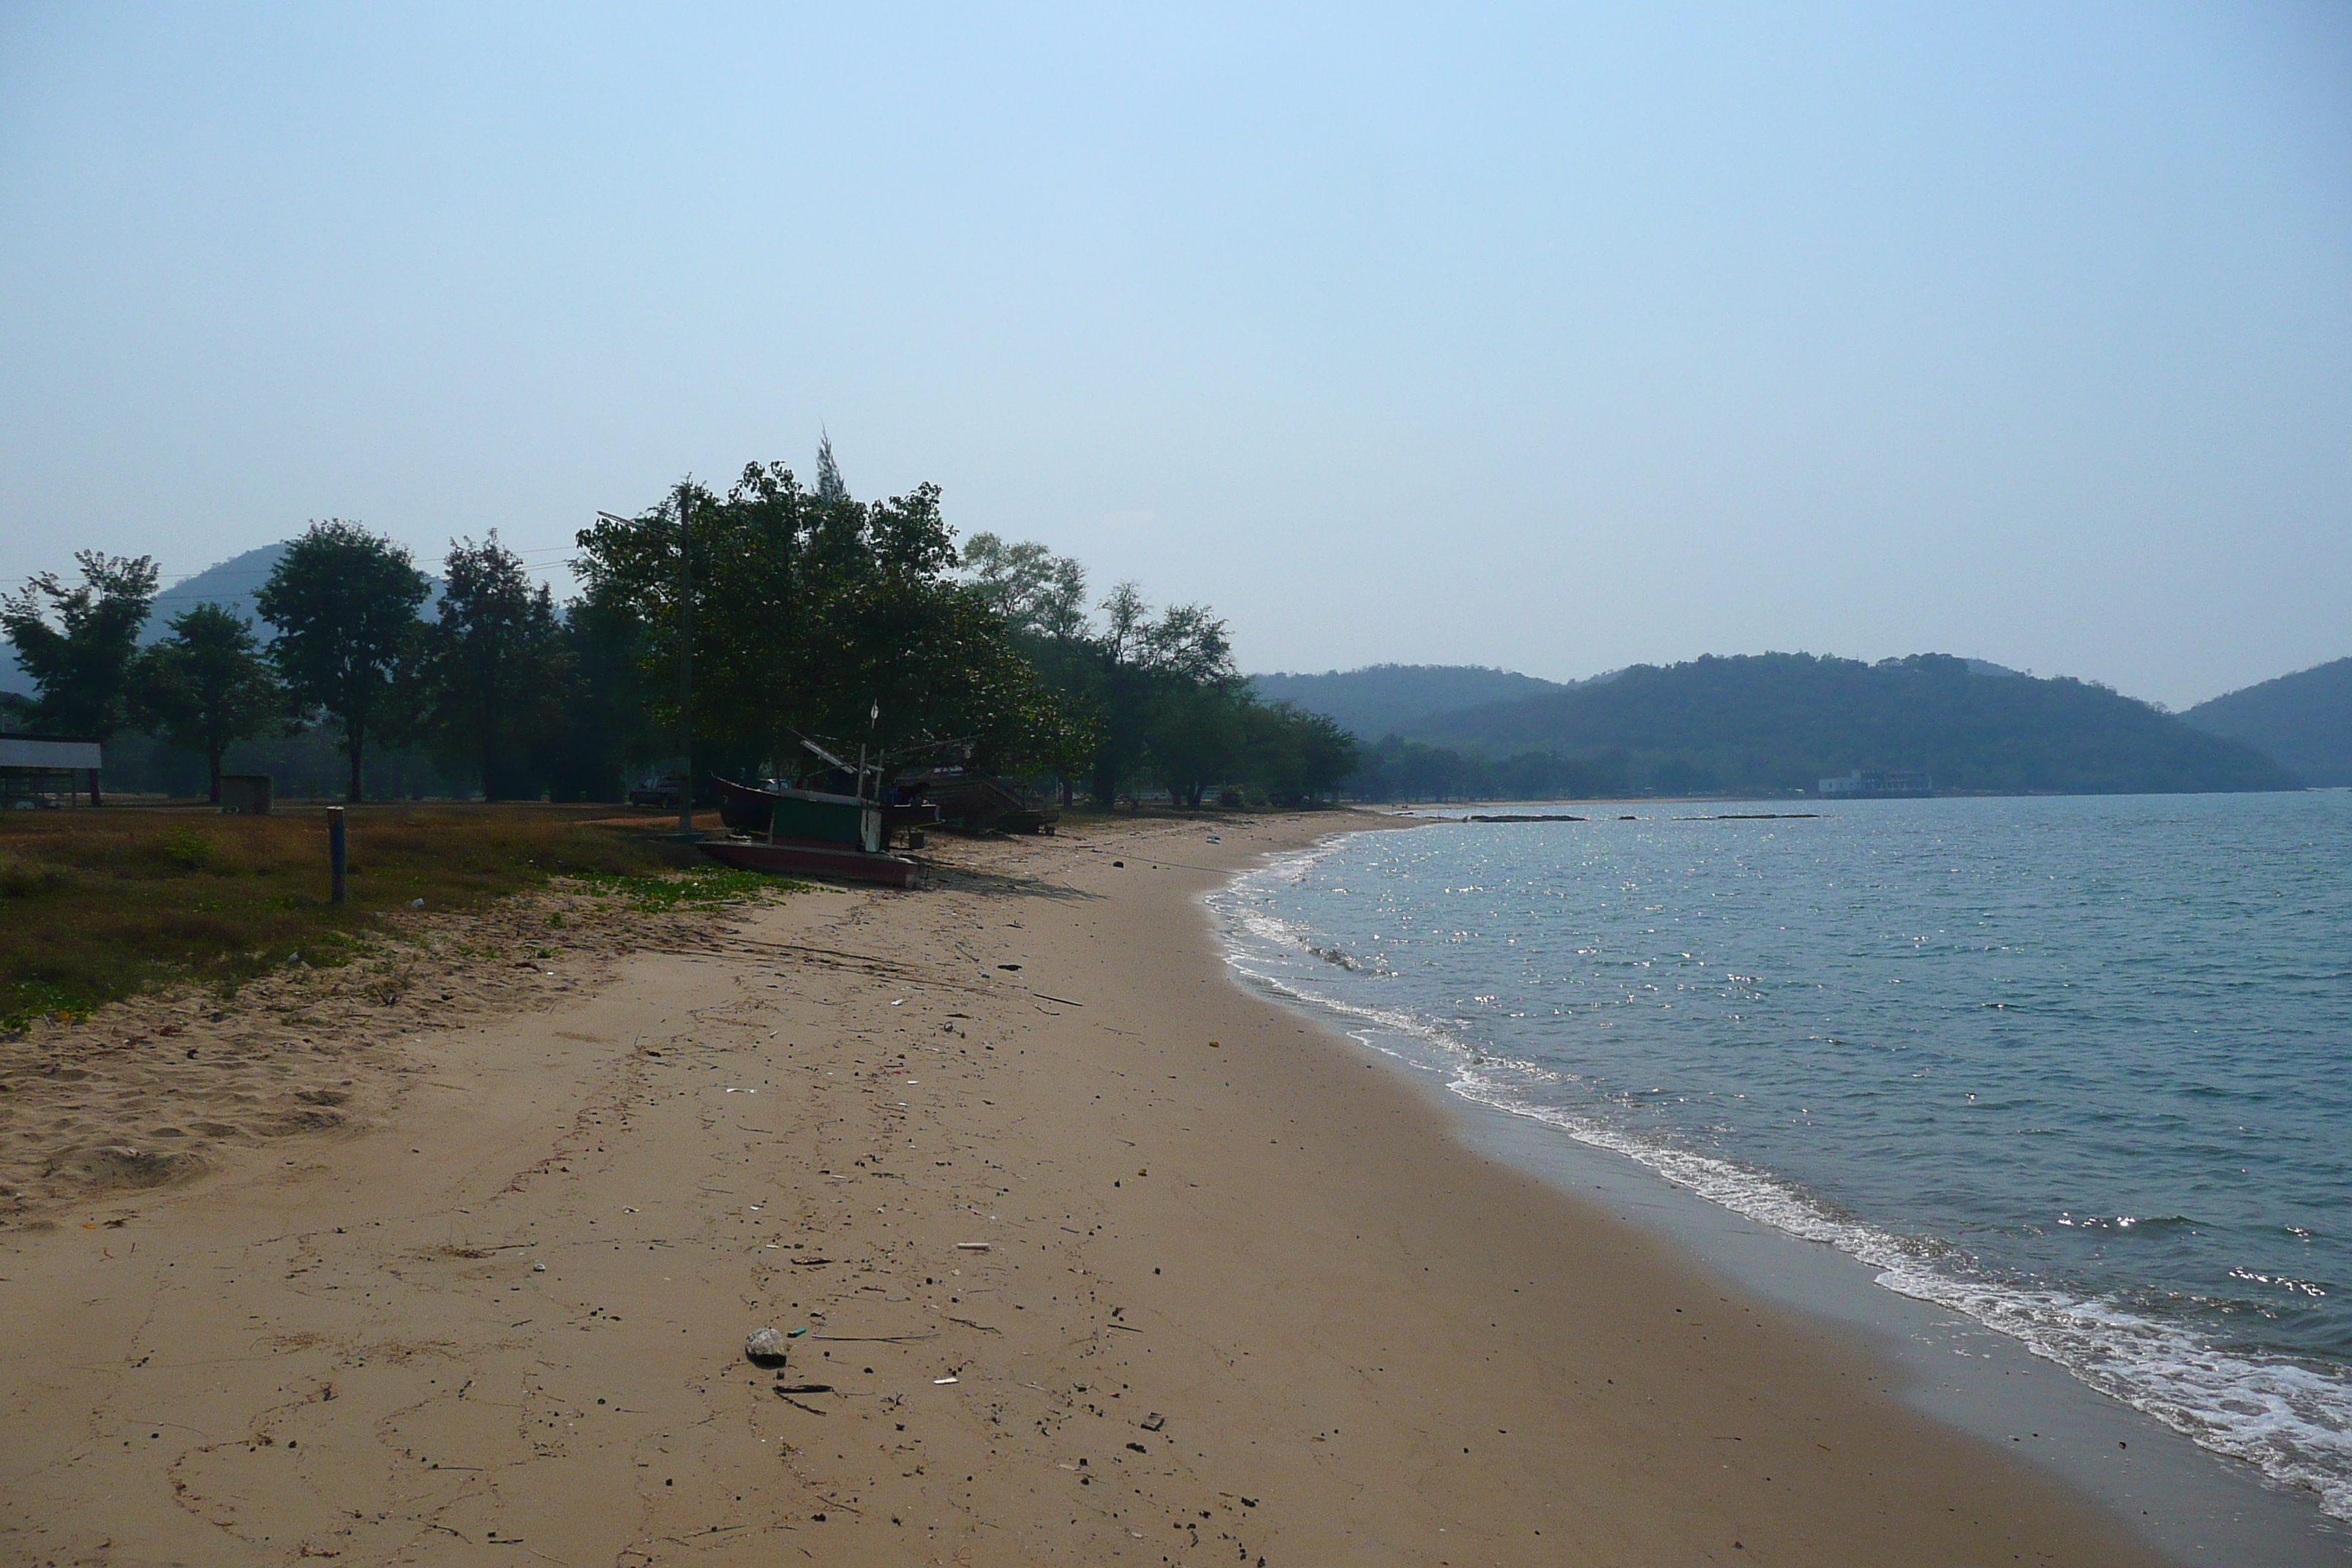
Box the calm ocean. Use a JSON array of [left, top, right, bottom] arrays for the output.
[[1209, 792, 2352, 1522]]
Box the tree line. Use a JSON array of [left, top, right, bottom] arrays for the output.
[[2, 449, 1357, 810], [1341, 734, 1637, 802]]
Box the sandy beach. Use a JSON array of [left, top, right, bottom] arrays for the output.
[[0, 810, 2171, 1566]]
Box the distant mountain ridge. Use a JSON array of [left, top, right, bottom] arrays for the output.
[[141, 540, 446, 638], [138, 543, 293, 644], [1248, 664, 1578, 742], [1403, 652, 2298, 796], [2181, 657, 2352, 787]]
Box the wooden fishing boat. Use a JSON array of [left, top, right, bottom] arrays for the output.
[[904, 771, 1059, 833], [924, 772, 1026, 828], [712, 774, 940, 840], [698, 778, 926, 887], [711, 774, 779, 833], [695, 834, 923, 889], [882, 799, 946, 835], [771, 785, 881, 851]]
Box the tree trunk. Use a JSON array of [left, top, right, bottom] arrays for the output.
[[347, 723, 366, 804], [88, 769, 102, 807], [478, 668, 502, 802], [481, 718, 503, 802], [207, 738, 222, 805]]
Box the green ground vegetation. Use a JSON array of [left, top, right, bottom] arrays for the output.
[[0, 804, 723, 1030], [573, 866, 791, 909]]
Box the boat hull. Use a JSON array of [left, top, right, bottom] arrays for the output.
[[770, 790, 877, 850], [711, 775, 778, 833], [710, 777, 932, 848], [883, 801, 943, 834], [695, 836, 924, 889]]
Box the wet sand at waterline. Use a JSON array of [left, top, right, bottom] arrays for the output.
[[0, 812, 2167, 1565]]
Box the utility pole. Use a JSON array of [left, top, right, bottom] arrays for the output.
[[595, 494, 699, 837], [675, 478, 696, 839]]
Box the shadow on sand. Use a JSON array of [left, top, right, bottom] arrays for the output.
[[918, 859, 1103, 902]]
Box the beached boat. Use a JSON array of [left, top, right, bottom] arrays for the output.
[[712, 774, 941, 840], [695, 834, 923, 889], [905, 771, 1061, 833], [698, 778, 926, 887], [711, 774, 778, 833], [709, 779, 878, 845]]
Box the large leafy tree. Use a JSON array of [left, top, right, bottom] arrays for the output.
[[1240, 700, 1360, 805], [828, 573, 1090, 780], [576, 458, 1087, 785], [962, 532, 1090, 643], [544, 593, 666, 801], [961, 535, 1098, 801], [962, 537, 1371, 810], [129, 604, 287, 804], [1149, 680, 1247, 810], [577, 469, 805, 773], [414, 532, 568, 800], [0, 551, 160, 803], [255, 520, 429, 802], [1077, 582, 1237, 807]]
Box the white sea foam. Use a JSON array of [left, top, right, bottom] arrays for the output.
[[1207, 846, 2352, 1523]]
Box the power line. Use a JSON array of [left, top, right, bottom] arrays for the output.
[[140, 542, 587, 589]]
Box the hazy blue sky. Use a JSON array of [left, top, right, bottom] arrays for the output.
[[4, 3, 2346, 708]]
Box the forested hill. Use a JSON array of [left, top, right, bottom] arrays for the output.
[[1404, 652, 2302, 795], [1248, 664, 1571, 741], [139, 543, 447, 642], [2180, 657, 2352, 788]]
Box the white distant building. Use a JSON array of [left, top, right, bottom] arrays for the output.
[[1817, 769, 1933, 798]]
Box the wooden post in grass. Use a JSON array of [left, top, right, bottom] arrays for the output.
[[328, 807, 347, 905], [675, 478, 696, 840]]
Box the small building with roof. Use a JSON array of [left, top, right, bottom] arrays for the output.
[[0, 734, 102, 807], [1816, 768, 1933, 799]]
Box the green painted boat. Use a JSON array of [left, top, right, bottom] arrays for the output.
[[766, 785, 883, 853]]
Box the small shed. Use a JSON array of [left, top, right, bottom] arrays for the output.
[[0, 734, 102, 807], [219, 774, 272, 815]]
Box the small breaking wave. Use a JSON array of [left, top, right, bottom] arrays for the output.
[[1441, 1074, 2352, 1521]]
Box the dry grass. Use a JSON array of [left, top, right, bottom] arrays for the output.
[[0, 804, 709, 1028]]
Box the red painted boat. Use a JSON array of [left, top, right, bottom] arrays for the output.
[[695, 834, 924, 889]]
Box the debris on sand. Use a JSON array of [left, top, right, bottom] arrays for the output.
[[55, 1145, 206, 1191]]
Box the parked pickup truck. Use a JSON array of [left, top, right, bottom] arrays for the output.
[[625, 774, 715, 810]]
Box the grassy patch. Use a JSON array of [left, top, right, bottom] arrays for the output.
[[574, 867, 799, 909], [0, 804, 725, 1030]]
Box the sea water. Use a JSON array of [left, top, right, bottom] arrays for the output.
[[1209, 791, 2352, 1522]]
